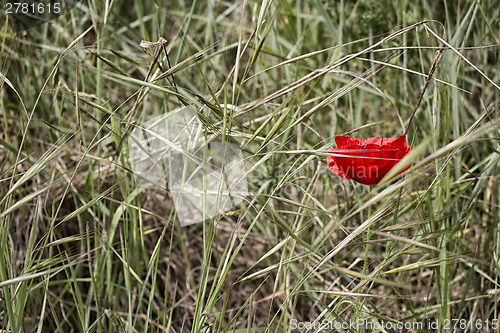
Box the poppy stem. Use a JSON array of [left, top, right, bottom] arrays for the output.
[[368, 185, 372, 218], [362, 186, 373, 277], [358, 186, 374, 314]]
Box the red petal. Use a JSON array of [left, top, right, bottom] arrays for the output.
[[335, 136, 361, 148], [364, 137, 383, 146], [382, 135, 406, 149], [327, 150, 351, 180], [327, 135, 412, 185]]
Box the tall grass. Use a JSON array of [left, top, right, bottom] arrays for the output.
[[0, 0, 499, 332]]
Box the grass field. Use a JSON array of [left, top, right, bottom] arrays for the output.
[[1, 0, 499, 332]]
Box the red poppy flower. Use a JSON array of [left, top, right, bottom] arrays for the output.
[[327, 135, 411, 185]]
